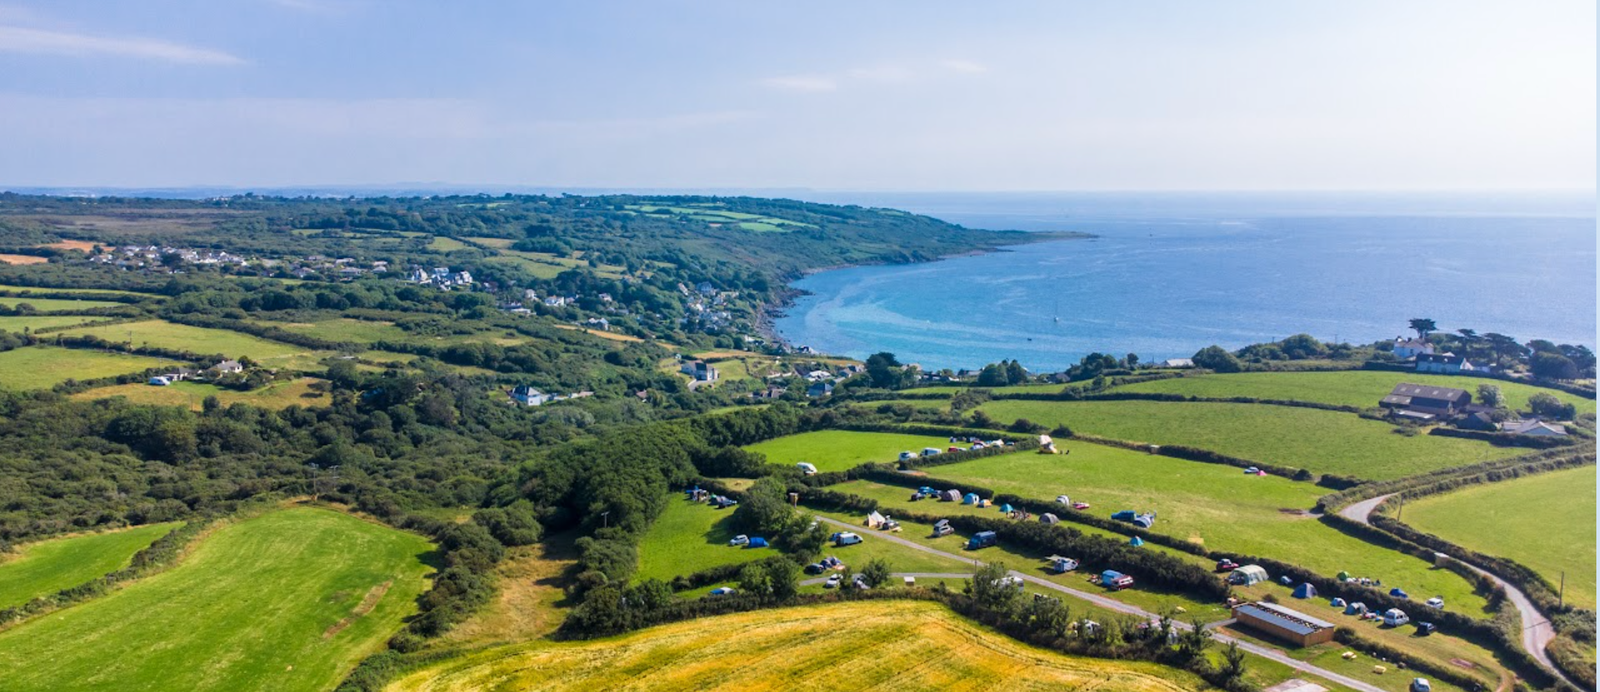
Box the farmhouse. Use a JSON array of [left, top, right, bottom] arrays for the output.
[[1380, 383, 1471, 420], [1414, 353, 1477, 374], [681, 360, 719, 382], [210, 359, 244, 375], [509, 385, 552, 406], [807, 381, 834, 398], [1161, 358, 1195, 368], [1231, 601, 1336, 646], [1391, 337, 1436, 359]]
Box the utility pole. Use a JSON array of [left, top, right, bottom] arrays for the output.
[[600, 511, 610, 529]]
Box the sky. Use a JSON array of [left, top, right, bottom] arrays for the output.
[[0, 1, 1593, 191]]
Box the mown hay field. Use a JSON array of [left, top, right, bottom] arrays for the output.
[[387, 600, 1205, 692], [0, 523, 179, 610], [976, 399, 1521, 480], [0, 507, 434, 692], [1113, 370, 1596, 416], [0, 314, 114, 331], [1401, 464, 1597, 611], [73, 377, 329, 411], [743, 430, 956, 473], [56, 320, 316, 364], [0, 346, 180, 390]]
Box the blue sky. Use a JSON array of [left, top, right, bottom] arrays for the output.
[[0, 1, 1593, 190]]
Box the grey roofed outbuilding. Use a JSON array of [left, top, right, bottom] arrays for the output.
[[1381, 383, 1470, 408], [1234, 602, 1335, 637]]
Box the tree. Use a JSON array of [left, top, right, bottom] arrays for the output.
[[1475, 384, 1505, 409], [976, 363, 1009, 387], [1530, 352, 1579, 381], [965, 562, 1021, 612], [1408, 318, 1437, 338], [1191, 345, 1242, 373], [1528, 392, 1577, 420], [1125, 353, 1139, 368], [865, 352, 902, 389], [763, 559, 801, 600], [1220, 641, 1247, 682], [738, 561, 774, 597], [1004, 360, 1028, 385], [859, 558, 891, 588]]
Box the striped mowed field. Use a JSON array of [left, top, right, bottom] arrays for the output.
[[388, 600, 1204, 692]]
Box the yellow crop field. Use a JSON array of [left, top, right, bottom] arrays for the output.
[[389, 600, 1202, 692]]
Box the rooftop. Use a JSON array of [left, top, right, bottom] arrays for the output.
[[1234, 601, 1335, 637]]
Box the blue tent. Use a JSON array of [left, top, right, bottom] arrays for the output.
[[1129, 536, 1145, 547], [1345, 602, 1368, 615], [1390, 587, 1409, 599], [1293, 583, 1317, 599], [1330, 597, 1347, 608], [999, 504, 1014, 513], [963, 492, 980, 505], [746, 537, 769, 548]]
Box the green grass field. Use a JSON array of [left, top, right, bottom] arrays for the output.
[[912, 444, 1492, 616], [250, 317, 411, 344], [0, 346, 180, 390], [1114, 370, 1595, 416], [634, 496, 773, 582], [902, 382, 1077, 395], [57, 320, 316, 364], [0, 284, 153, 297], [0, 523, 179, 610], [1401, 465, 1597, 610], [976, 399, 1520, 480], [74, 377, 329, 411], [0, 296, 125, 312], [0, 315, 114, 331], [427, 236, 471, 251], [742, 430, 957, 473], [389, 600, 1203, 692], [0, 506, 435, 692]]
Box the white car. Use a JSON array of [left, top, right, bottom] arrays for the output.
[[729, 534, 749, 546], [1409, 678, 1432, 692], [1425, 597, 1444, 609], [824, 574, 842, 589]]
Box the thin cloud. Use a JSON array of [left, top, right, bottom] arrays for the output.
[[760, 74, 838, 92], [846, 65, 915, 83], [941, 59, 987, 74], [0, 25, 243, 65]]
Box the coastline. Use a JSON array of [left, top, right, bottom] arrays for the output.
[[756, 230, 1095, 350]]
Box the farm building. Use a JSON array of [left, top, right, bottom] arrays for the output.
[[1502, 419, 1568, 437], [1231, 601, 1337, 646], [1228, 565, 1269, 586], [1380, 383, 1471, 419], [1414, 353, 1477, 374]]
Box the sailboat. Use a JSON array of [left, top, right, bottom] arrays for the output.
[[1052, 298, 1061, 323]]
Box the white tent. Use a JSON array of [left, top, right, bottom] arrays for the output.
[[865, 511, 886, 528], [1228, 564, 1269, 586]]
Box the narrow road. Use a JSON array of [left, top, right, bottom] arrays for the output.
[[815, 516, 1390, 692], [1337, 494, 1574, 689]]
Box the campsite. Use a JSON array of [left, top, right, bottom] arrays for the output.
[[742, 429, 955, 473]]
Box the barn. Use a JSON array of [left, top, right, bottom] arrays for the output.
[[1231, 601, 1336, 647]]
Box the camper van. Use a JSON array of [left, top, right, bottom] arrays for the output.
[[898, 451, 917, 461], [966, 531, 998, 550], [832, 532, 863, 547], [796, 462, 818, 475], [1383, 609, 1411, 627], [931, 519, 955, 537], [921, 447, 942, 457]]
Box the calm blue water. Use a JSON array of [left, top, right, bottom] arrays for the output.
[[774, 192, 1597, 372]]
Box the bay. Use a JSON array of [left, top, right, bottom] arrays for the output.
[[774, 192, 1596, 372]]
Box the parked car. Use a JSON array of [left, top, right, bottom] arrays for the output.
[[804, 563, 825, 575], [1409, 678, 1432, 692], [729, 534, 749, 546], [824, 574, 842, 589], [1072, 502, 1091, 510], [833, 532, 863, 547], [1425, 597, 1444, 609], [1415, 621, 1436, 636], [1215, 558, 1239, 572]]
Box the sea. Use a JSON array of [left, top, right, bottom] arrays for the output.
[[773, 191, 1597, 373]]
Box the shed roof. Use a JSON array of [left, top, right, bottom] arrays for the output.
[[1234, 601, 1335, 636], [1387, 383, 1469, 402]]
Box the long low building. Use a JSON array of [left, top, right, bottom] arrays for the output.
[[1231, 601, 1336, 646]]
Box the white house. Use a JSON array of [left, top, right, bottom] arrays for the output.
[[1393, 337, 1436, 359], [1415, 353, 1475, 374], [509, 385, 552, 406], [681, 360, 719, 381]]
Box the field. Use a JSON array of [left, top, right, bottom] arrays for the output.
[[1114, 371, 1596, 416], [56, 320, 317, 364], [0, 523, 179, 610], [0, 507, 435, 692], [427, 236, 471, 251], [915, 444, 1493, 616], [0, 254, 48, 265], [743, 430, 955, 473], [634, 496, 773, 582], [74, 377, 329, 411], [35, 240, 100, 252], [0, 296, 125, 311], [0, 346, 180, 389], [902, 382, 1079, 395], [1401, 465, 1597, 610], [0, 284, 153, 297], [976, 399, 1520, 480], [387, 600, 1203, 692], [0, 314, 114, 331]]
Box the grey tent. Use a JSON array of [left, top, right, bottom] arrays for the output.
[[1293, 582, 1317, 599], [1039, 513, 1060, 525]]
